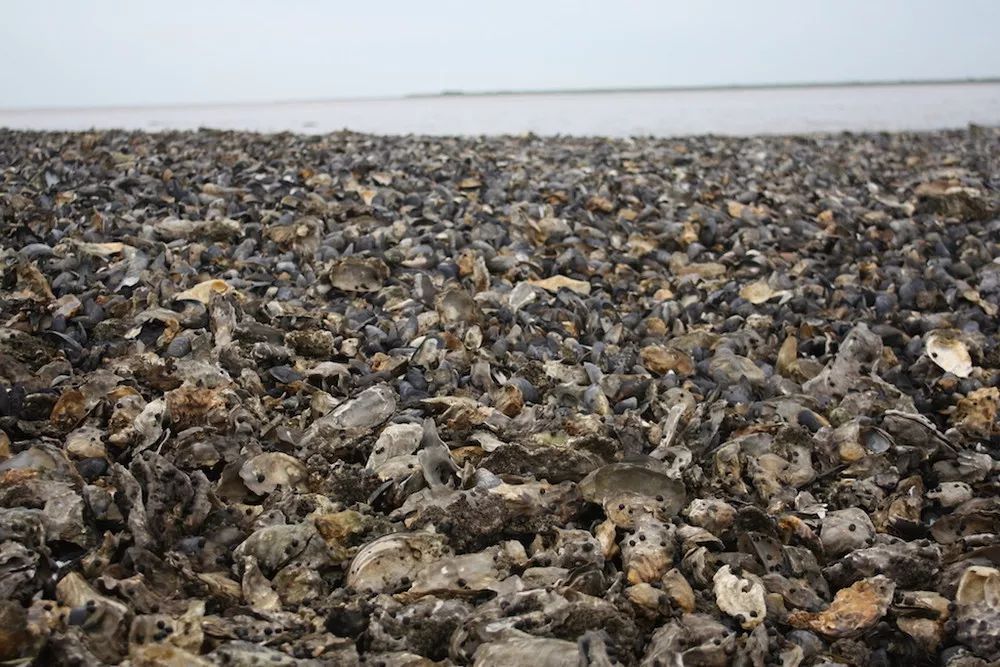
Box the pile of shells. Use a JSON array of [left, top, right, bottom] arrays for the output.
[[0, 125, 998, 666]]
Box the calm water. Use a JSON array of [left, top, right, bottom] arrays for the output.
[[2, 83, 998, 137]]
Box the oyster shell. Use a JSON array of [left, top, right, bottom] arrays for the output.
[[925, 331, 974, 377], [239, 452, 308, 495], [328, 257, 390, 293], [347, 533, 451, 593], [621, 517, 675, 584], [473, 634, 582, 667], [788, 575, 896, 639], [579, 462, 687, 515], [713, 564, 767, 629], [820, 508, 876, 558]]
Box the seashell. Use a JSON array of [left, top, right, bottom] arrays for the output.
[[435, 287, 481, 326], [173, 279, 231, 304], [803, 323, 883, 397], [739, 279, 789, 305], [684, 498, 737, 535], [367, 423, 424, 470], [713, 564, 767, 629], [894, 590, 950, 652], [955, 566, 1000, 606], [952, 386, 999, 435], [925, 331, 973, 377], [233, 522, 322, 576], [165, 386, 227, 431], [621, 517, 675, 584], [640, 345, 695, 376], [328, 257, 390, 292], [473, 635, 581, 667], [528, 275, 591, 295], [239, 453, 308, 495], [708, 348, 766, 386], [346, 533, 451, 594], [579, 462, 687, 515], [951, 566, 1000, 660], [305, 383, 397, 439], [788, 575, 896, 639], [820, 508, 876, 558], [401, 541, 526, 600], [926, 481, 974, 508], [824, 540, 942, 590], [641, 613, 733, 666]]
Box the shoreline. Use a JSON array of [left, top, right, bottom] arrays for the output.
[[2, 82, 999, 138], [3, 77, 998, 114]]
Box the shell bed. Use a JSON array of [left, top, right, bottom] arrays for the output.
[[0, 127, 998, 665]]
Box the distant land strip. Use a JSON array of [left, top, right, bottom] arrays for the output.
[[409, 77, 1000, 98], [4, 77, 999, 113]]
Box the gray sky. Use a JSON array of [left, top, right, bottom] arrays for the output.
[[2, 0, 999, 109]]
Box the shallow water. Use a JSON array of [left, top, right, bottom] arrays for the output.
[[2, 82, 999, 137]]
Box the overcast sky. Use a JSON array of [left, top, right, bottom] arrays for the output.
[[2, 0, 998, 109]]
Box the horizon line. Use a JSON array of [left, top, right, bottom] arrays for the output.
[[3, 76, 999, 114], [407, 76, 1000, 98]]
